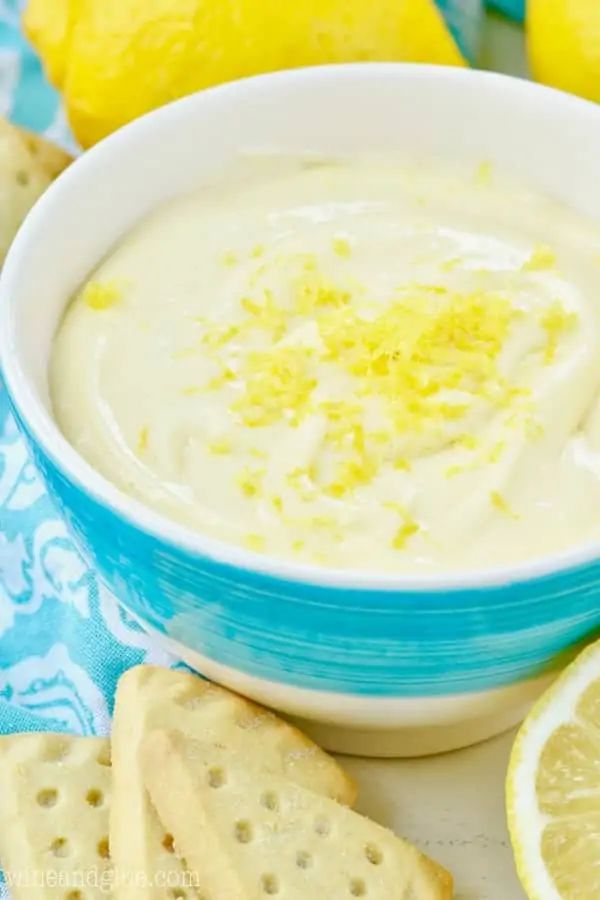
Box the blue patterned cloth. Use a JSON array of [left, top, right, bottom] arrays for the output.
[[487, 0, 525, 21]]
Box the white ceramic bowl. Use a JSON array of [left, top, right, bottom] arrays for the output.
[[2, 65, 600, 756]]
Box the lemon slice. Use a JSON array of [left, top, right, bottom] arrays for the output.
[[507, 639, 600, 900]]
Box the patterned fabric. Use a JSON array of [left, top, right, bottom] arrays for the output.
[[487, 0, 525, 21], [436, 0, 483, 61]]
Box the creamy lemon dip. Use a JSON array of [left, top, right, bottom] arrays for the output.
[[51, 159, 600, 572]]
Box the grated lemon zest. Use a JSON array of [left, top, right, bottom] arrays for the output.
[[220, 251, 238, 267], [136, 426, 149, 454], [455, 433, 479, 451], [199, 261, 543, 500], [82, 280, 122, 310], [332, 235, 352, 258], [233, 346, 316, 427], [392, 519, 420, 550], [540, 301, 578, 363], [445, 463, 465, 478], [522, 244, 557, 272], [440, 256, 461, 272], [236, 467, 265, 498], [486, 440, 506, 464], [475, 161, 493, 187], [490, 490, 518, 518], [207, 439, 231, 455], [244, 533, 266, 551]]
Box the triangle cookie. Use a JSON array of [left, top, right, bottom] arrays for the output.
[[141, 728, 452, 900], [110, 665, 355, 899]]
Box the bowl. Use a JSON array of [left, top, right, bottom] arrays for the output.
[[2, 64, 600, 757]]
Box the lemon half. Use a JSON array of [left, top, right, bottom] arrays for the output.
[[507, 638, 600, 899]]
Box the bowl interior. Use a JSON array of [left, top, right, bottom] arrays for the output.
[[4, 63, 600, 586]]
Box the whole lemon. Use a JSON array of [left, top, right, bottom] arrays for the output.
[[528, 0, 600, 102], [25, 0, 464, 148]]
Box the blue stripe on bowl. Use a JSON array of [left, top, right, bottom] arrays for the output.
[[2, 62, 598, 705], [10, 400, 600, 698]]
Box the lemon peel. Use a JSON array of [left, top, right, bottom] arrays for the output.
[[82, 280, 122, 310]]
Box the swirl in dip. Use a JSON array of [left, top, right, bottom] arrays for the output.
[[51, 159, 600, 572]]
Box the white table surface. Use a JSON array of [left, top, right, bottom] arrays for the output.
[[343, 728, 525, 899], [337, 15, 530, 900]]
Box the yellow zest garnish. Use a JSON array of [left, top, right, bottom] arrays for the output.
[[299, 253, 318, 272], [248, 263, 267, 287], [319, 400, 362, 423], [326, 454, 378, 498], [180, 385, 201, 396], [240, 297, 262, 315], [490, 490, 518, 518], [318, 285, 518, 439], [233, 346, 316, 427], [393, 458, 411, 471], [392, 520, 420, 550], [371, 430, 390, 445], [522, 244, 557, 272], [440, 257, 461, 272], [272, 496, 283, 513], [383, 501, 408, 515], [200, 260, 527, 502], [249, 447, 267, 460], [136, 426, 149, 454], [220, 251, 238, 267], [294, 271, 352, 315], [455, 433, 479, 451], [238, 289, 286, 340], [236, 467, 265, 498], [205, 367, 236, 391], [207, 439, 231, 455], [202, 323, 241, 349], [525, 417, 545, 440], [486, 441, 506, 464], [251, 244, 265, 258], [475, 160, 493, 187], [292, 539, 305, 553], [82, 280, 122, 310], [540, 301, 578, 363], [445, 464, 465, 478], [244, 533, 266, 552], [332, 235, 351, 258], [312, 551, 328, 564]]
